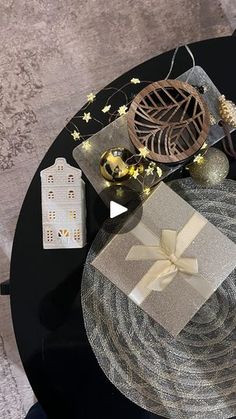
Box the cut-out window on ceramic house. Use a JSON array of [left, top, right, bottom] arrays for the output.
[[68, 190, 75, 199], [69, 210, 77, 220], [58, 229, 70, 238], [48, 191, 54, 199], [48, 210, 56, 220], [68, 174, 74, 183], [57, 164, 64, 171], [46, 229, 53, 242], [48, 175, 54, 184], [74, 229, 80, 241]]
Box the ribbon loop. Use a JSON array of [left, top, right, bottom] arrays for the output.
[[176, 257, 198, 274]]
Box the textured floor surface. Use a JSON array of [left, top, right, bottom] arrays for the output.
[[0, 1, 235, 417]]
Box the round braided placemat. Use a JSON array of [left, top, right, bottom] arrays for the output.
[[81, 178, 236, 419]]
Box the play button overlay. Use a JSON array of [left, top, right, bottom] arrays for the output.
[[95, 185, 143, 234], [110, 201, 128, 218]]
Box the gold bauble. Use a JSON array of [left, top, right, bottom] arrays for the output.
[[189, 147, 229, 186], [219, 95, 236, 128], [100, 147, 134, 182]]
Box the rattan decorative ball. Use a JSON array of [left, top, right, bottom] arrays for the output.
[[100, 147, 134, 182], [189, 147, 229, 186]]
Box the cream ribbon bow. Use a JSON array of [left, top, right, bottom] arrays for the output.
[[126, 229, 198, 292]]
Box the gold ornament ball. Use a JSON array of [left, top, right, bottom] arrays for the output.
[[189, 147, 229, 186], [100, 147, 134, 182]]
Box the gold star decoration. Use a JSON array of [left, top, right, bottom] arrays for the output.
[[118, 105, 128, 116], [132, 168, 140, 179], [156, 166, 163, 177], [138, 147, 149, 158], [193, 154, 205, 164], [201, 142, 207, 150], [87, 92, 96, 103], [82, 141, 92, 151], [145, 165, 155, 176], [102, 105, 111, 113], [116, 188, 124, 197], [131, 78, 141, 84], [82, 112, 92, 123], [143, 187, 151, 196], [71, 130, 81, 141]]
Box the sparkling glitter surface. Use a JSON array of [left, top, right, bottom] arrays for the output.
[[82, 179, 236, 418]]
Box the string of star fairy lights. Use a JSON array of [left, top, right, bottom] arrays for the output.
[[66, 45, 197, 195], [164, 45, 195, 82]]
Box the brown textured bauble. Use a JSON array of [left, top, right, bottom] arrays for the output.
[[100, 147, 134, 182], [189, 147, 229, 186]]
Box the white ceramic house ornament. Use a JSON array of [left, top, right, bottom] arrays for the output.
[[40, 158, 86, 249]]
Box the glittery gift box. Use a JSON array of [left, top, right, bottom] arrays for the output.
[[91, 182, 236, 337]]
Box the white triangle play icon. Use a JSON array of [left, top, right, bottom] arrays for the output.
[[110, 201, 128, 219]]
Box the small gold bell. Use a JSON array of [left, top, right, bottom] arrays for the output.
[[219, 95, 236, 128]]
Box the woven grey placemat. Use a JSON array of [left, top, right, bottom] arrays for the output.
[[81, 178, 236, 419]]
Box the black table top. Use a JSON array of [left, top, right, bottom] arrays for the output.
[[10, 36, 236, 419]]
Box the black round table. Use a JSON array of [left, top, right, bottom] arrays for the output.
[[10, 37, 236, 419]]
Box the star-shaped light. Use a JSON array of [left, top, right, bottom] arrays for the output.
[[138, 147, 149, 158], [102, 105, 111, 113], [131, 78, 141, 84], [82, 141, 92, 151], [200, 142, 207, 150], [143, 187, 151, 196], [145, 165, 155, 176], [118, 105, 128, 116], [132, 169, 140, 179], [193, 154, 204, 164], [156, 166, 163, 177], [82, 112, 92, 123], [116, 188, 124, 198], [71, 130, 81, 141], [87, 92, 96, 103]]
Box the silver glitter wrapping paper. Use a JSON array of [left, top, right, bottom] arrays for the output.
[[73, 66, 234, 196], [91, 181, 236, 336], [81, 179, 236, 418]]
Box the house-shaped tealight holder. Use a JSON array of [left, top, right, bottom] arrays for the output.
[[40, 158, 86, 249]]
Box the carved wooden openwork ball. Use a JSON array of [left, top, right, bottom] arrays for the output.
[[128, 80, 210, 164]]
